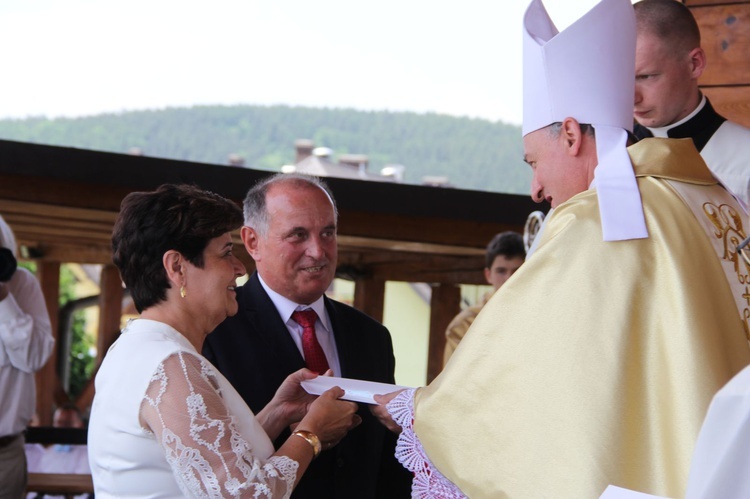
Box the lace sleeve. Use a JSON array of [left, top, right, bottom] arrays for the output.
[[140, 351, 298, 498], [387, 389, 467, 498]]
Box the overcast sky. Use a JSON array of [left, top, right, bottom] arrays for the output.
[[0, 0, 604, 125]]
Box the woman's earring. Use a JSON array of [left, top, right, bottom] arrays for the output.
[[180, 285, 187, 298]]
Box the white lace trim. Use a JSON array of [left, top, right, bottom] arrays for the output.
[[387, 389, 467, 499], [143, 351, 298, 498]]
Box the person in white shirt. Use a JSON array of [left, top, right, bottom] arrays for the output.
[[0, 214, 55, 498]]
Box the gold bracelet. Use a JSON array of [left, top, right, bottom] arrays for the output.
[[292, 430, 321, 459]]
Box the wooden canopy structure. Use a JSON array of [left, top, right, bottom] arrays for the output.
[[0, 138, 537, 424]]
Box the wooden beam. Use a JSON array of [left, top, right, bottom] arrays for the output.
[[695, 4, 750, 86], [686, 0, 748, 8], [338, 251, 486, 284], [338, 235, 485, 257], [35, 261, 60, 426], [701, 86, 750, 128], [353, 278, 386, 323], [427, 284, 461, 384], [0, 199, 117, 223], [26, 473, 93, 495], [14, 244, 114, 266], [339, 211, 525, 250]]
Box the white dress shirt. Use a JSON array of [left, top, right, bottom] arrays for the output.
[[0, 267, 54, 437], [257, 274, 341, 376]]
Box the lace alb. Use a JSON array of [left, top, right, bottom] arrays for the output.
[[387, 389, 467, 499]]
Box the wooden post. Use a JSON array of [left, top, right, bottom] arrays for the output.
[[353, 277, 386, 323], [97, 265, 124, 356], [427, 283, 461, 384], [35, 261, 60, 426], [77, 264, 124, 411]]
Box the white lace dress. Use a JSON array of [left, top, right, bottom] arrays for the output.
[[88, 319, 298, 498]]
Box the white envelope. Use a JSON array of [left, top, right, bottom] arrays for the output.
[[301, 376, 410, 404]]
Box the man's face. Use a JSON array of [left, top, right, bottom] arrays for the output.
[[634, 32, 698, 128], [484, 255, 524, 291], [247, 182, 337, 305], [524, 127, 589, 209]]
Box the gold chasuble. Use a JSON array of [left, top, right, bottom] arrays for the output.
[[414, 138, 750, 498]]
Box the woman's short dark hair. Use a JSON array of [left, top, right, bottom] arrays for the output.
[[112, 183, 243, 313]]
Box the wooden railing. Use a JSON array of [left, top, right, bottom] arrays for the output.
[[24, 427, 93, 498]]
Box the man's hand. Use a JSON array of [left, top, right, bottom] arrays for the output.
[[259, 368, 329, 439], [271, 368, 326, 426]]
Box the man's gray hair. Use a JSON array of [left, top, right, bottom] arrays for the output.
[[243, 173, 338, 236]]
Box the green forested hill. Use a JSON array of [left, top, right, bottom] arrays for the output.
[[0, 105, 530, 194]]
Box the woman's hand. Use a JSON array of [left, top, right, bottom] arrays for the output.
[[370, 390, 405, 434], [297, 386, 361, 451]]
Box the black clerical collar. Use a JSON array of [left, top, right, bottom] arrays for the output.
[[633, 96, 726, 151]]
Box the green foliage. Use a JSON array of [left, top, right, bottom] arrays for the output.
[[0, 105, 530, 194], [58, 265, 96, 399], [58, 265, 77, 303], [18, 261, 36, 273], [68, 311, 94, 398]]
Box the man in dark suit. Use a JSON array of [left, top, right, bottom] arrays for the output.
[[203, 173, 411, 498]]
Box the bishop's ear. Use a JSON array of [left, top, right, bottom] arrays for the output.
[[560, 117, 584, 156]]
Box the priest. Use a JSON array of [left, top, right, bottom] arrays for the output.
[[633, 0, 750, 206]]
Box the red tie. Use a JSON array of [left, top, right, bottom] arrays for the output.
[[292, 310, 330, 375]]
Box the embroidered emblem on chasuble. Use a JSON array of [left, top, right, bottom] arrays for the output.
[[703, 202, 750, 338]]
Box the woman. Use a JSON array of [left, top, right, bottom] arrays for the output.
[[88, 184, 359, 498]]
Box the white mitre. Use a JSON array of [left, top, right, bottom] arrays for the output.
[[523, 0, 648, 242]]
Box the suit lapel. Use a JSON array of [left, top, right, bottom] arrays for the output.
[[244, 273, 305, 368], [323, 295, 352, 378]]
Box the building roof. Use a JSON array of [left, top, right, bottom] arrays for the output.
[[0, 138, 539, 284]]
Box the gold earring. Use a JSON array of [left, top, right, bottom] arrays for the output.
[[180, 285, 186, 298]]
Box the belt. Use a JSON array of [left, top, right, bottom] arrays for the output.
[[0, 433, 20, 448]]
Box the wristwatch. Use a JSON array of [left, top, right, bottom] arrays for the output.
[[292, 429, 322, 459]]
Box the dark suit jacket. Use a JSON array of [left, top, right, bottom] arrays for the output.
[[203, 272, 411, 498]]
